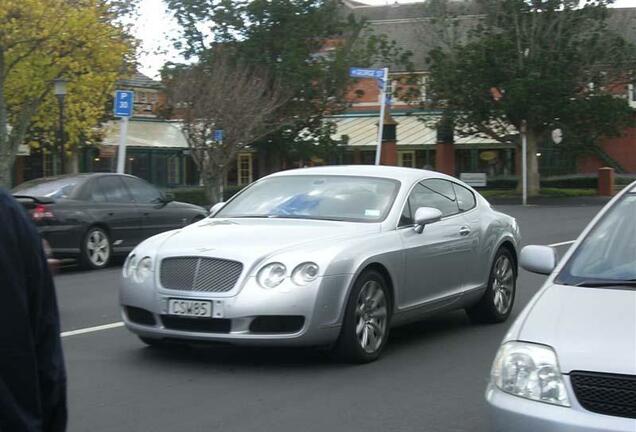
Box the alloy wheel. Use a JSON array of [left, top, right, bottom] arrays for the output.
[[492, 255, 514, 314], [86, 230, 110, 267], [355, 280, 388, 354]]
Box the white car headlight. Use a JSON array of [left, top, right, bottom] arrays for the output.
[[491, 341, 570, 407], [133, 257, 153, 283], [257, 262, 286, 289], [291, 262, 319, 285], [123, 254, 137, 278]]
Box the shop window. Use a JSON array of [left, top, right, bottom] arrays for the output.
[[168, 155, 181, 186], [398, 151, 415, 168], [237, 153, 253, 185]]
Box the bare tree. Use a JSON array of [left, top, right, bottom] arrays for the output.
[[169, 52, 291, 203]]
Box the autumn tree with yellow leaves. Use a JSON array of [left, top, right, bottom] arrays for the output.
[[0, 0, 136, 188]]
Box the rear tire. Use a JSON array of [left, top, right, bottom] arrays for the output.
[[334, 270, 391, 363], [466, 247, 516, 324], [80, 227, 112, 270]]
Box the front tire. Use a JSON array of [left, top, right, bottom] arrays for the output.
[[80, 226, 112, 270], [334, 270, 391, 363], [466, 247, 516, 324]]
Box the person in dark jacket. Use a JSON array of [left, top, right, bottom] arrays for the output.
[[0, 190, 67, 432]]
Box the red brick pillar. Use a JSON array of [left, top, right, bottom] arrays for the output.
[[381, 141, 397, 165], [435, 143, 455, 176], [379, 112, 398, 166], [598, 167, 615, 196]]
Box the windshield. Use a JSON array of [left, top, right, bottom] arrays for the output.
[[556, 192, 636, 286], [12, 177, 81, 199], [216, 175, 400, 222]]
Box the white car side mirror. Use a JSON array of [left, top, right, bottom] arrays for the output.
[[414, 207, 443, 234], [209, 202, 225, 217], [520, 245, 558, 275]]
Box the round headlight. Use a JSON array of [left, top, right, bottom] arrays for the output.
[[133, 256, 153, 283], [257, 262, 286, 289], [123, 254, 137, 278], [291, 262, 320, 285]]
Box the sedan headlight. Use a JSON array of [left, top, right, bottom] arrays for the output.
[[491, 341, 570, 407], [291, 262, 319, 285], [257, 262, 286, 289]]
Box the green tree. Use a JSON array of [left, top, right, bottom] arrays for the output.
[[426, 0, 634, 195], [165, 0, 411, 173], [0, 0, 135, 187]]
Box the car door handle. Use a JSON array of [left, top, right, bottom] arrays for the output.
[[459, 226, 471, 236]]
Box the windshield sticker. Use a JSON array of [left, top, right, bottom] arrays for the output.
[[365, 209, 381, 217]]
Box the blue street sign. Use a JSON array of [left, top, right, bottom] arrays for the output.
[[213, 129, 224, 142], [114, 90, 134, 117], [349, 67, 385, 80]]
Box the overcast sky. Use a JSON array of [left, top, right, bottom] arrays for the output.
[[134, 0, 636, 79]]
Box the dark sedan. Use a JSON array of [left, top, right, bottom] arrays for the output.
[[12, 174, 208, 269]]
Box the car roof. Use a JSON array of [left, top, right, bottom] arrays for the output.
[[266, 165, 456, 184]]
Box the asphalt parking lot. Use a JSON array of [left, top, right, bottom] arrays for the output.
[[55, 200, 606, 432]]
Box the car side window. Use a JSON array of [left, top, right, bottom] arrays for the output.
[[399, 197, 413, 226], [121, 177, 162, 204], [98, 176, 133, 203], [453, 183, 476, 212], [411, 179, 459, 218], [90, 180, 107, 202]]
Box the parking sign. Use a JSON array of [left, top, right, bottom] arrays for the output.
[[114, 90, 134, 117]]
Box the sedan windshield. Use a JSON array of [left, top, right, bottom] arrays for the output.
[[556, 192, 636, 286], [12, 177, 81, 199], [216, 175, 400, 222]]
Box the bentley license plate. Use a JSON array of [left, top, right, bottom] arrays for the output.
[[167, 299, 213, 318]]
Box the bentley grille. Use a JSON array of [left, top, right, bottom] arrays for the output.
[[160, 257, 243, 293]]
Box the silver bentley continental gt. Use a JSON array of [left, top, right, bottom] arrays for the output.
[[120, 166, 520, 362]]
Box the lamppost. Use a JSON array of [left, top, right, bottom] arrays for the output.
[[53, 77, 68, 175]]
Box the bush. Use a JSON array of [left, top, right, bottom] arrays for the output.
[[540, 175, 597, 189]]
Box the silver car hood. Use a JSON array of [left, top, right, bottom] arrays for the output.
[[517, 284, 636, 375], [154, 218, 380, 268]]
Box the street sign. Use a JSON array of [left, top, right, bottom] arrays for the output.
[[213, 129, 224, 142], [349, 67, 385, 80], [114, 90, 134, 117]]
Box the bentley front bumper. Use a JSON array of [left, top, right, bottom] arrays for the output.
[[120, 273, 352, 347]]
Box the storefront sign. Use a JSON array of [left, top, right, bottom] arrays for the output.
[[480, 150, 498, 162], [460, 172, 487, 187]]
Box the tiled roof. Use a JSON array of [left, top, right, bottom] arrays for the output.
[[118, 71, 163, 90], [329, 114, 504, 146], [102, 119, 187, 148], [346, 2, 636, 72]]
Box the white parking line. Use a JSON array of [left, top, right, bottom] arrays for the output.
[[60, 322, 124, 338], [548, 240, 576, 247]]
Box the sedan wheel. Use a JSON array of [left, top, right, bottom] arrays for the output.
[[335, 270, 391, 363], [466, 247, 516, 324], [81, 227, 111, 270]]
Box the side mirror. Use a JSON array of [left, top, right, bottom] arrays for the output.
[[162, 192, 175, 203], [520, 245, 558, 275], [413, 207, 443, 234], [209, 202, 225, 216]]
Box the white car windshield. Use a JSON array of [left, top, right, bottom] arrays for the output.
[[216, 175, 400, 222], [557, 191, 636, 286]]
